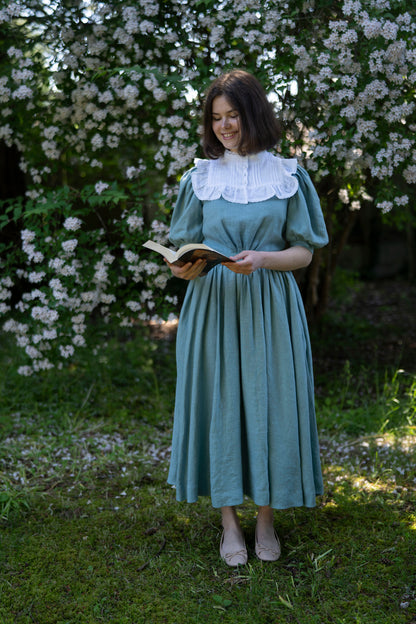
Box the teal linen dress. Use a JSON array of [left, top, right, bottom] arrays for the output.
[[167, 152, 328, 509]]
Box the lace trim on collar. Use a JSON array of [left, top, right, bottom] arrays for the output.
[[191, 151, 298, 204]]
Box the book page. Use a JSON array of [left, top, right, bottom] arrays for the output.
[[142, 240, 176, 263], [176, 243, 214, 256]]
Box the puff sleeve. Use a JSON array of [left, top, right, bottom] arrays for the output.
[[169, 168, 204, 248], [285, 166, 328, 253]]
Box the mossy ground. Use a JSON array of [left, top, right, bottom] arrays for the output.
[[1, 279, 415, 624]]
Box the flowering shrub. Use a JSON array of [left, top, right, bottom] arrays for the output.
[[1, 183, 175, 374], [0, 0, 415, 372]]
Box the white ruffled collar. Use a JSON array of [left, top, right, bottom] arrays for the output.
[[191, 150, 298, 204]]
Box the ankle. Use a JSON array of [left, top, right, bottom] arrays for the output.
[[256, 506, 274, 527], [221, 506, 242, 532]]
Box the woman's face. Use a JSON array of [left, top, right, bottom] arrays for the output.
[[211, 95, 241, 153]]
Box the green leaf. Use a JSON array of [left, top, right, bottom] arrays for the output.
[[212, 594, 232, 608], [0, 214, 10, 229]]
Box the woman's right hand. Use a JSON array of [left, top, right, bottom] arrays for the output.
[[164, 258, 207, 280]]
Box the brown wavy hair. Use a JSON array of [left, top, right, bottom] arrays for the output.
[[202, 70, 282, 159]]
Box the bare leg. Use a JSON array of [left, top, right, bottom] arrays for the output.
[[255, 505, 281, 561], [256, 505, 275, 542], [220, 506, 247, 566]]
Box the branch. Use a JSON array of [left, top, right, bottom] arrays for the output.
[[137, 537, 166, 572]]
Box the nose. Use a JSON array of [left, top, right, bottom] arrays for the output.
[[221, 117, 230, 128]]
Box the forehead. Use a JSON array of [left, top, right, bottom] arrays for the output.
[[212, 95, 237, 115]]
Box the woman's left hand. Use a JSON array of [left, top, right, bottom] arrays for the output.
[[222, 246, 313, 273], [222, 250, 264, 275]]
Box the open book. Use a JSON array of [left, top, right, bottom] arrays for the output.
[[142, 240, 234, 275]]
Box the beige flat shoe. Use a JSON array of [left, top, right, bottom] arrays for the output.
[[220, 531, 248, 567], [255, 528, 281, 562]]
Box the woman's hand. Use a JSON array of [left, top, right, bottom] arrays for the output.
[[222, 246, 313, 274], [165, 258, 207, 280], [222, 251, 265, 275]]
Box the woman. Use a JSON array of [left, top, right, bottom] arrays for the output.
[[165, 70, 328, 566]]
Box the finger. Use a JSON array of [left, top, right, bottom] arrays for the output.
[[183, 259, 207, 279], [229, 251, 248, 261], [166, 260, 193, 278], [177, 262, 192, 273], [193, 259, 207, 276]]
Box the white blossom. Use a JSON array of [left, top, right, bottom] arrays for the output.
[[126, 215, 144, 231], [18, 366, 33, 376], [403, 165, 416, 184], [95, 181, 109, 194], [124, 249, 139, 264], [63, 217, 82, 231], [394, 195, 408, 206], [91, 134, 104, 150], [28, 271, 46, 283], [338, 189, 349, 204], [60, 344, 75, 358], [31, 306, 59, 324], [21, 229, 36, 243], [12, 85, 33, 99], [126, 300, 141, 312], [376, 200, 393, 213], [73, 334, 86, 346], [62, 239, 78, 254]]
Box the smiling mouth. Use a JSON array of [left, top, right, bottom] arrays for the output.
[[222, 133, 237, 139]]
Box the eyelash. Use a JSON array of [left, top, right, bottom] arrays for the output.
[[212, 114, 239, 121]]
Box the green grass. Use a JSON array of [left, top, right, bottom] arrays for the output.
[[0, 317, 415, 624]]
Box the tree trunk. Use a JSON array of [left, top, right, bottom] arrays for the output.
[[302, 188, 359, 323]]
